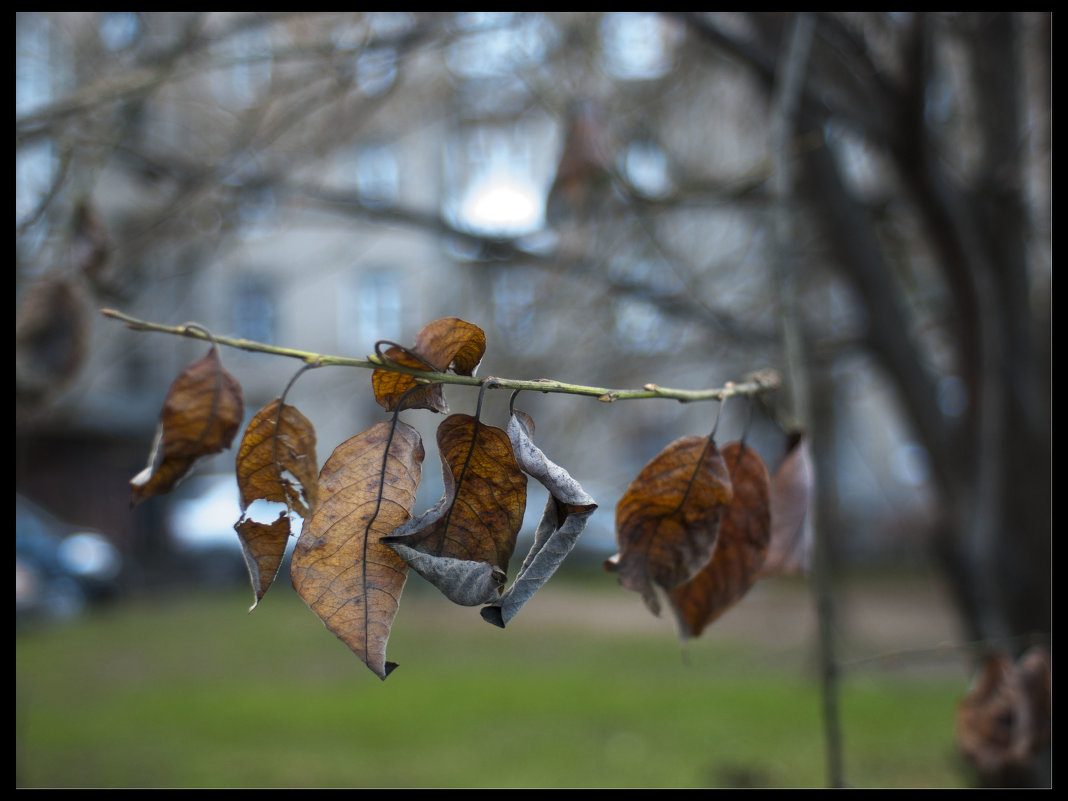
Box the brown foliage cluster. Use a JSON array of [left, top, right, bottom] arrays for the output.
[[130, 317, 807, 679], [956, 646, 1052, 786], [607, 433, 812, 639]]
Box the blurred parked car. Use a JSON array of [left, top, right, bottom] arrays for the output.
[[163, 474, 613, 591], [166, 474, 294, 587], [16, 494, 122, 624]]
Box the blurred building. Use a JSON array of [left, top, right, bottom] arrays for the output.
[[17, 13, 1047, 595], [17, 13, 751, 572]]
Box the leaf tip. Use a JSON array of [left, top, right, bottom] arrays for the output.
[[673, 615, 696, 644], [480, 605, 506, 628]]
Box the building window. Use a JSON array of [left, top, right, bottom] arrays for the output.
[[600, 13, 681, 81], [232, 276, 276, 345], [354, 143, 400, 209], [609, 256, 681, 354], [339, 270, 402, 353], [211, 25, 273, 110], [613, 296, 673, 354], [356, 46, 397, 97], [491, 270, 537, 346], [442, 123, 550, 238], [16, 14, 58, 231], [98, 12, 142, 52], [16, 13, 53, 117], [441, 14, 558, 241], [444, 13, 556, 81]]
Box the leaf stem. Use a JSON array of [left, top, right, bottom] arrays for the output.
[[101, 308, 780, 404]]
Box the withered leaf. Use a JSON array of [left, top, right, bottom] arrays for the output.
[[758, 433, 814, 579], [235, 399, 319, 518], [383, 413, 526, 606], [956, 646, 1052, 784], [372, 318, 486, 413], [388, 542, 507, 607], [545, 100, 613, 226], [605, 435, 733, 615], [1017, 646, 1053, 753], [290, 421, 424, 680], [235, 512, 292, 609], [15, 275, 91, 403], [482, 410, 597, 627], [130, 345, 244, 506], [668, 441, 771, 640]]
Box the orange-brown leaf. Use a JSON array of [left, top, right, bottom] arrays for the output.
[[372, 348, 449, 414], [290, 421, 424, 680], [372, 318, 486, 412], [383, 413, 526, 605], [235, 399, 319, 518], [758, 433, 814, 579], [130, 345, 244, 506], [16, 275, 91, 402], [1017, 646, 1052, 753], [605, 435, 733, 615], [668, 441, 771, 640], [235, 512, 292, 608], [956, 646, 1052, 784]]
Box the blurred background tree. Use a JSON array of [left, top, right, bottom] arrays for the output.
[[16, 13, 1050, 785]]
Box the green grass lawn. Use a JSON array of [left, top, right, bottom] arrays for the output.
[[16, 578, 970, 788]]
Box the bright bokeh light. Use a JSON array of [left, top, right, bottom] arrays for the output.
[[456, 173, 544, 237], [624, 141, 672, 198]]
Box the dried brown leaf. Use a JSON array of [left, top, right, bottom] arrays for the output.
[[482, 410, 597, 627], [1017, 646, 1052, 752], [546, 100, 613, 226], [235, 512, 292, 608], [956, 646, 1052, 784], [758, 433, 814, 579], [605, 435, 733, 615], [15, 275, 91, 404], [383, 413, 526, 606], [372, 318, 486, 413], [957, 651, 1032, 781], [235, 399, 319, 518], [233, 400, 318, 608], [290, 420, 424, 680], [130, 345, 244, 506], [668, 441, 771, 640]]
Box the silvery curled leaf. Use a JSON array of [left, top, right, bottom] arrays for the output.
[[388, 541, 506, 606], [482, 411, 597, 627]]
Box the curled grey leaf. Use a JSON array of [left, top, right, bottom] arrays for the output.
[[482, 495, 595, 627], [759, 434, 814, 579], [507, 411, 596, 508], [482, 411, 597, 627], [387, 541, 506, 606]]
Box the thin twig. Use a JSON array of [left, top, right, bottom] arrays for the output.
[[769, 11, 845, 791], [100, 308, 780, 404]]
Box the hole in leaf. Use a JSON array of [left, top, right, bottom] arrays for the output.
[[245, 498, 292, 527]]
